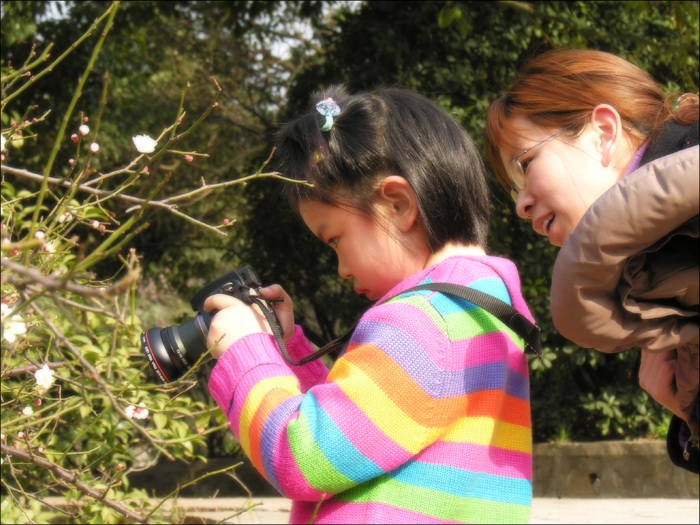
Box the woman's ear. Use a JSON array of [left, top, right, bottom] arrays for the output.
[[377, 175, 419, 232], [589, 104, 624, 167]]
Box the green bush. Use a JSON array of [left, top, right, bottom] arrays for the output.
[[0, 3, 251, 522]]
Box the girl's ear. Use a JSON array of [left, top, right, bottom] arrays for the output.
[[589, 104, 624, 167], [377, 175, 419, 232]]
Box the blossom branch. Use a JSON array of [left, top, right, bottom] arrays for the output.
[[1, 483, 76, 521], [2, 162, 312, 237], [2, 361, 65, 379], [143, 461, 246, 522], [0, 443, 147, 522], [29, 303, 176, 461], [1, 258, 140, 299], [31, 1, 121, 240], [0, 4, 118, 108]]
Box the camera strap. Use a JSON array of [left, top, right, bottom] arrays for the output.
[[264, 282, 542, 367], [397, 283, 542, 356], [246, 295, 303, 365]]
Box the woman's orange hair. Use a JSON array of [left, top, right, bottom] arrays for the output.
[[485, 48, 699, 192]]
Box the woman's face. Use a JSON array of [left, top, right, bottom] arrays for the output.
[[500, 115, 628, 247]]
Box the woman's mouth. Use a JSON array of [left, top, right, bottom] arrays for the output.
[[534, 213, 555, 237], [543, 214, 555, 236]]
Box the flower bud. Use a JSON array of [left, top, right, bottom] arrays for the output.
[[184, 155, 194, 163], [71, 134, 79, 143], [78, 124, 90, 136], [89, 142, 99, 153]]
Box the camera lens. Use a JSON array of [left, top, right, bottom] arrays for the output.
[[140, 312, 213, 383]]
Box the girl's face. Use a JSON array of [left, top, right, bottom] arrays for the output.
[[299, 198, 428, 301], [500, 114, 628, 247]]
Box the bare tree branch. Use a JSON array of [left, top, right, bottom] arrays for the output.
[[0, 443, 148, 522]]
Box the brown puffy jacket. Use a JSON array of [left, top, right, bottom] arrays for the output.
[[550, 145, 699, 470]]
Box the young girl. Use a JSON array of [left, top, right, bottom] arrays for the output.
[[485, 48, 699, 474], [203, 85, 536, 523]]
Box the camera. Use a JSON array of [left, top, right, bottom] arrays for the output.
[[140, 265, 276, 384]]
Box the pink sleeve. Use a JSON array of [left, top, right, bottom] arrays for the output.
[[284, 325, 330, 391]]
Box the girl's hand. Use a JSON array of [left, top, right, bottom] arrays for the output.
[[202, 284, 295, 359], [203, 293, 270, 359], [257, 284, 295, 344]]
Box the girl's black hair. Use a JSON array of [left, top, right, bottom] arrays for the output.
[[274, 84, 490, 250]]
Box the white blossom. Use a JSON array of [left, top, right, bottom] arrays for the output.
[[89, 142, 100, 153], [1, 135, 6, 152], [78, 124, 90, 136], [1, 304, 27, 343], [125, 402, 149, 420], [34, 364, 56, 390], [132, 134, 157, 154], [22, 406, 33, 416]]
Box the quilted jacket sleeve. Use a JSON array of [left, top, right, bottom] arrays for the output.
[[550, 146, 699, 354]]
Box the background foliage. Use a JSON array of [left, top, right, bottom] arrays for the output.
[[1, 0, 698, 522]]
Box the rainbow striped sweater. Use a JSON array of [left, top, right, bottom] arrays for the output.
[[208, 256, 534, 524]]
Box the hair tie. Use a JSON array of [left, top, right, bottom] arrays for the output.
[[672, 92, 697, 112], [316, 98, 341, 132]]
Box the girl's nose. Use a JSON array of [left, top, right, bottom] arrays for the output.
[[337, 259, 352, 280]]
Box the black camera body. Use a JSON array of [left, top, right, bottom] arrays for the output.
[[141, 266, 267, 384]]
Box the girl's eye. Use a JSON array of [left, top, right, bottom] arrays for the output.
[[521, 159, 531, 174], [327, 237, 338, 247]]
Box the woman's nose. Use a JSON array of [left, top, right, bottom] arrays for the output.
[[515, 191, 534, 220]]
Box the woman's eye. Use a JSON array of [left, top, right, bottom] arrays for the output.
[[327, 237, 338, 247], [521, 160, 531, 174]]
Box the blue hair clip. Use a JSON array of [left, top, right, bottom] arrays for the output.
[[316, 98, 341, 132]]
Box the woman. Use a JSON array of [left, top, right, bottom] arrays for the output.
[[485, 48, 698, 474]]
